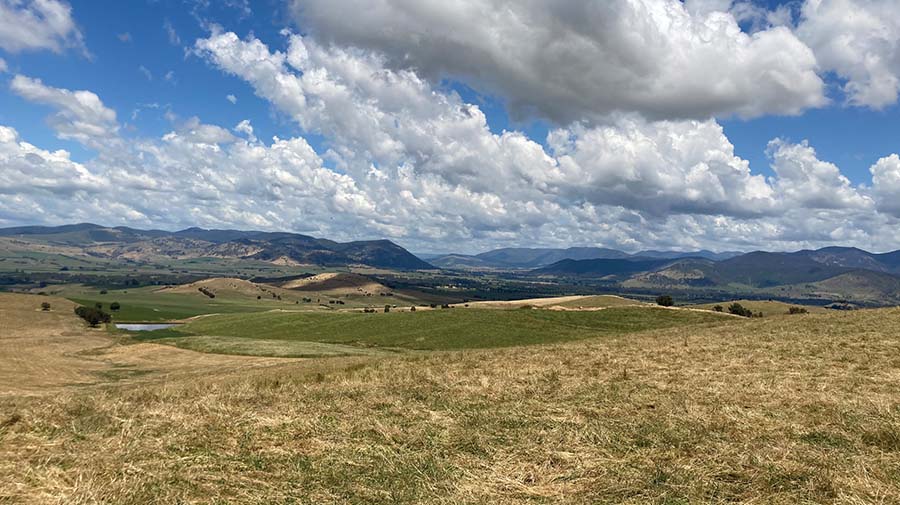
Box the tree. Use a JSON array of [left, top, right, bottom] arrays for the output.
[[656, 295, 674, 307], [713, 305, 723, 312], [384, 305, 391, 313], [788, 306, 808, 315], [95, 302, 103, 310], [110, 302, 121, 311], [75, 306, 111, 327], [41, 302, 51, 311], [410, 306, 416, 312], [728, 303, 753, 317]]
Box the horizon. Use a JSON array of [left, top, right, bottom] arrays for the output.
[[2, 1, 900, 253], [3, 221, 899, 257]]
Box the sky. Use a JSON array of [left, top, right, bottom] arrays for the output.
[[2, 0, 900, 254]]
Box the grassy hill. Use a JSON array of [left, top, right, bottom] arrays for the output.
[[2, 294, 900, 503], [145, 306, 728, 353]]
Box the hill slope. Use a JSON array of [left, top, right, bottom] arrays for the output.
[[0, 223, 432, 270]]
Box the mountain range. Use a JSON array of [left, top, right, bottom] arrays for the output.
[[427, 247, 742, 269], [0, 223, 433, 270]]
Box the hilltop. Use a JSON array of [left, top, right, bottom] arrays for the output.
[[0, 223, 433, 270], [281, 272, 391, 296]]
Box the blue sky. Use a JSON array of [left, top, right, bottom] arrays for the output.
[[2, 0, 900, 253]]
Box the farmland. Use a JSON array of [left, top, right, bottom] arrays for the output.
[[2, 289, 900, 503]]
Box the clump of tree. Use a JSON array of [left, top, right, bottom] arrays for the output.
[[40, 302, 51, 311], [788, 306, 809, 315], [384, 305, 391, 313], [728, 303, 754, 318], [363, 307, 376, 313], [198, 287, 216, 299], [75, 306, 111, 327], [410, 306, 416, 312], [656, 295, 674, 307], [110, 302, 121, 312], [713, 305, 723, 312]]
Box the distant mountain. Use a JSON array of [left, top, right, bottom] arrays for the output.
[[633, 250, 743, 261], [0, 223, 432, 270], [430, 246, 741, 269], [533, 257, 672, 277]]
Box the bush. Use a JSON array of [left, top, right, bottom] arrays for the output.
[[713, 305, 723, 312], [656, 295, 674, 307], [99, 290, 108, 295], [410, 306, 416, 312], [788, 306, 809, 315], [40, 302, 51, 311], [384, 305, 391, 313], [95, 302, 103, 310], [728, 303, 753, 317], [75, 306, 111, 327], [110, 302, 121, 311], [198, 287, 216, 299]]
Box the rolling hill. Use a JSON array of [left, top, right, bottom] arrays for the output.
[[0, 224, 433, 270]]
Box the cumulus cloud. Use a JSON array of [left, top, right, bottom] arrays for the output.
[[767, 139, 872, 210], [797, 0, 900, 108], [0, 0, 85, 54], [226, 94, 237, 104], [289, 0, 826, 122], [871, 154, 900, 216], [9, 75, 119, 149]]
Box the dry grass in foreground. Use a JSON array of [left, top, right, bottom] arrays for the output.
[[2, 306, 900, 503]]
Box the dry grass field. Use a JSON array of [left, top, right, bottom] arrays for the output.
[[1, 293, 899, 503]]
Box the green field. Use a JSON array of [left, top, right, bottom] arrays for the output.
[[65, 286, 310, 322], [139, 306, 731, 353]]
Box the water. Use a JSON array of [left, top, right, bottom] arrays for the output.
[[116, 323, 180, 331]]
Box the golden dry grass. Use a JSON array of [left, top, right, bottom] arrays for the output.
[[281, 272, 390, 295], [1, 296, 900, 503], [0, 293, 303, 395], [693, 299, 828, 316]]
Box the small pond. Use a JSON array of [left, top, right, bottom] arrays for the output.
[[116, 323, 181, 331]]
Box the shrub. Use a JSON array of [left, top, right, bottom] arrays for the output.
[[99, 290, 108, 295], [40, 302, 51, 311], [728, 303, 753, 318], [384, 305, 391, 313], [74, 306, 111, 327], [788, 306, 809, 315], [713, 305, 723, 312], [198, 287, 216, 299], [110, 302, 121, 311], [656, 295, 674, 307], [410, 306, 416, 312], [95, 302, 103, 310]]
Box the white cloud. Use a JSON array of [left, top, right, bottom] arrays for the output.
[[9, 75, 119, 149], [289, 0, 826, 122], [226, 94, 237, 104], [163, 19, 180, 46], [117, 32, 132, 43], [767, 139, 872, 210], [138, 65, 152, 81], [0, 0, 85, 54], [871, 154, 900, 216], [165, 70, 176, 83], [796, 0, 900, 108], [0, 58, 6, 73]]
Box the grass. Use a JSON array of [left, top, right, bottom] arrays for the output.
[[692, 299, 827, 317], [555, 295, 646, 308], [3, 306, 900, 503], [161, 306, 730, 351]]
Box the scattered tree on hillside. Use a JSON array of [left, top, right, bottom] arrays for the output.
[[198, 287, 216, 299], [713, 305, 723, 312], [728, 303, 753, 317], [99, 290, 108, 295], [40, 302, 51, 311], [410, 306, 416, 312], [656, 295, 674, 307], [95, 302, 103, 310], [110, 302, 121, 311], [788, 306, 809, 315], [384, 305, 391, 313], [75, 306, 111, 327]]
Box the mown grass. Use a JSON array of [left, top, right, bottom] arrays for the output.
[[2, 308, 900, 503], [166, 306, 730, 351]]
